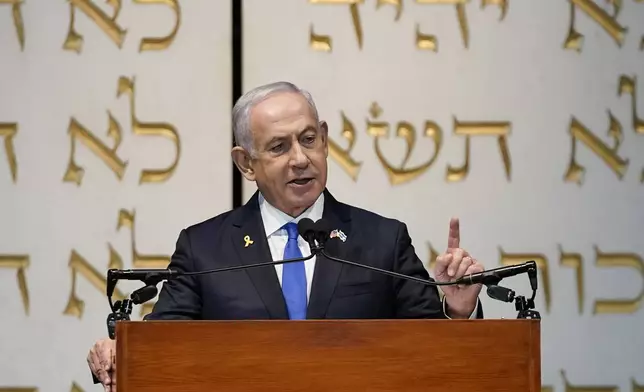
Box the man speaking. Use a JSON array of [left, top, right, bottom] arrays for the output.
[[87, 81, 485, 390]]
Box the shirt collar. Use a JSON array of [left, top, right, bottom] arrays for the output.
[[259, 192, 325, 238]]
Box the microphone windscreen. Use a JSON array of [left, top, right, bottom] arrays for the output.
[[131, 285, 159, 305], [313, 218, 332, 245], [313, 218, 331, 235], [486, 285, 515, 303], [297, 218, 316, 238]]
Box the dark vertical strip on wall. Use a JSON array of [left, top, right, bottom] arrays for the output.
[[232, 0, 243, 209]]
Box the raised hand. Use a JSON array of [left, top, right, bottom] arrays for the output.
[[433, 218, 484, 318]]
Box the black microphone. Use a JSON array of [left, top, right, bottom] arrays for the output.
[[297, 218, 318, 251], [106, 268, 179, 298], [453, 260, 537, 286], [130, 284, 159, 305], [108, 268, 180, 282], [312, 218, 332, 247], [486, 284, 515, 303]]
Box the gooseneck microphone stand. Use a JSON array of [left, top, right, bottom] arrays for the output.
[[106, 271, 168, 339]]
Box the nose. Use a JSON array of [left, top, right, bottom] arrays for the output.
[[289, 143, 309, 169]]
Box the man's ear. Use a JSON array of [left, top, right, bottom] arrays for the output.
[[319, 120, 329, 157], [231, 146, 256, 181]]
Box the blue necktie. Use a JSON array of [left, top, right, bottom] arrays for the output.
[[281, 222, 307, 320]]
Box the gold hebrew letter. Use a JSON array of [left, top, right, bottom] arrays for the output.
[[376, 0, 402, 20], [117, 76, 181, 184], [564, 114, 629, 184], [328, 112, 362, 181], [416, 0, 506, 51], [416, 24, 438, 51], [446, 118, 511, 182], [139, 300, 155, 317], [134, 0, 181, 51], [638, 0, 644, 51], [416, 0, 469, 51], [117, 209, 170, 316], [0, 254, 30, 315], [619, 75, 644, 134], [367, 103, 442, 185], [63, 0, 126, 53], [0, 0, 25, 50], [500, 248, 551, 312], [561, 370, 618, 392], [560, 247, 584, 314], [481, 0, 508, 21], [455, 1, 467, 47], [309, 25, 332, 51], [63, 114, 127, 185], [69, 383, 83, 392], [117, 209, 170, 269], [563, 0, 627, 51], [633, 378, 644, 392], [427, 242, 442, 299], [309, 0, 364, 51], [0, 123, 18, 182], [426, 242, 440, 273], [593, 246, 643, 314], [426, 242, 443, 298], [618, 75, 644, 182], [63, 247, 125, 319]]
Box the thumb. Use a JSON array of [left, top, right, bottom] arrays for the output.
[[434, 253, 451, 278]]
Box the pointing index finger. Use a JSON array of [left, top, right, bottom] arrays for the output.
[[447, 217, 460, 250]]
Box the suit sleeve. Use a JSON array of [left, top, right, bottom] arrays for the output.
[[143, 228, 202, 320], [391, 222, 447, 319], [392, 222, 484, 319]]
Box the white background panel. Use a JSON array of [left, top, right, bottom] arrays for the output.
[[0, 0, 231, 390], [244, 0, 644, 390]]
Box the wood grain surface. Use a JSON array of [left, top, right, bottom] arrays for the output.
[[116, 319, 540, 392]]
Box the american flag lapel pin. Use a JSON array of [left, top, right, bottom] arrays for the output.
[[330, 229, 347, 242]]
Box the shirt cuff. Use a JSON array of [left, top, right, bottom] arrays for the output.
[[442, 297, 479, 319]]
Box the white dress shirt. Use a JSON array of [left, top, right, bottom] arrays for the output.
[[257, 192, 478, 318], [259, 192, 324, 303]]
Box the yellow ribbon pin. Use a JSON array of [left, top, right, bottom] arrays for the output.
[[244, 235, 254, 247]]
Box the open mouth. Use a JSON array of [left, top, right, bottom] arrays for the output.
[[288, 178, 313, 186]]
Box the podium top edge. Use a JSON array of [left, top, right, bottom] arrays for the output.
[[120, 319, 540, 324]]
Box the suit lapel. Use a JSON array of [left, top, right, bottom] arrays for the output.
[[231, 192, 288, 319], [307, 190, 352, 319]]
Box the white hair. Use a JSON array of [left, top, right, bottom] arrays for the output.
[[232, 81, 320, 156]]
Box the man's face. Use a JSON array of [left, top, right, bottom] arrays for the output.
[[234, 91, 328, 217]]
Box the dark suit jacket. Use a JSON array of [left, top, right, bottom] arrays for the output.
[[144, 189, 482, 320]]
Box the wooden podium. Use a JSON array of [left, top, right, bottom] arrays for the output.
[[115, 319, 540, 391]]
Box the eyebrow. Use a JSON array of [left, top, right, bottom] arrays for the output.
[[264, 126, 318, 146], [300, 125, 317, 134], [262, 137, 284, 150]]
